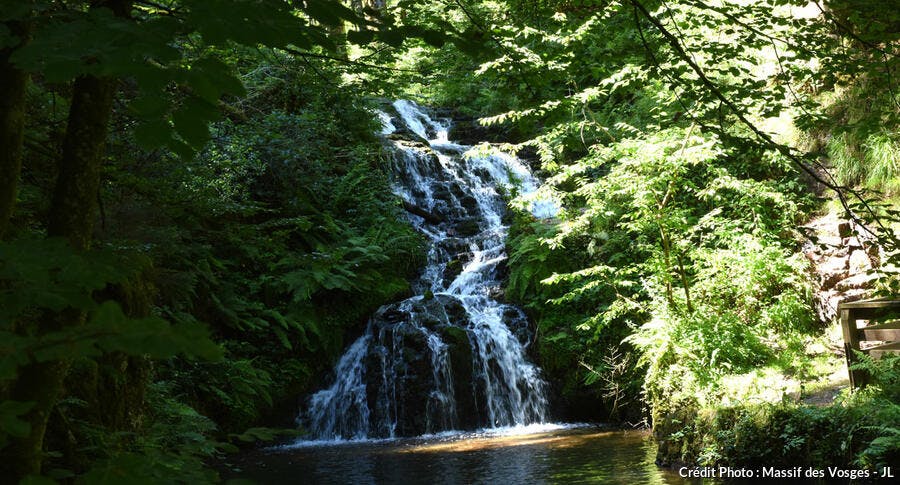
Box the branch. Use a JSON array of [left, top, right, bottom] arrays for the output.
[[629, 0, 893, 244], [281, 46, 430, 73], [687, 0, 816, 58], [133, 0, 181, 16], [810, 1, 900, 111], [812, 1, 900, 59], [453, 0, 540, 98], [402, 200, 442, 224]]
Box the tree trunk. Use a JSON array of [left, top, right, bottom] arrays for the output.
[[47, 271, 155, 474], [2, 1, 131, 479], [0, 18, 31, 239], [3, 73, 118, 481], [47, 74, 118, 248]]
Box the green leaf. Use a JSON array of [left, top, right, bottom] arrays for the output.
[[0, 400, 35, 441], [304, 0, 358, 27], [133, 119, 172, 150], [173, 97, 217, 148]]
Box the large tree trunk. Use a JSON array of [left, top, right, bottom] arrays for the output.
[[0, 18, 31, 239], [47, 271, 155, 474], [3, 73, 119, 483], [47, 74, 118, 248], [2, 1, 131, 479]]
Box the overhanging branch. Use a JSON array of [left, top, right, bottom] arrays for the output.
[[628, 0, 894, 245]]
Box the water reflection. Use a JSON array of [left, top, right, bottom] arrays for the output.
[[224, 426, 691, 484]]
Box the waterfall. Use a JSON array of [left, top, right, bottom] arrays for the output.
[[302, 100, 558, 441]]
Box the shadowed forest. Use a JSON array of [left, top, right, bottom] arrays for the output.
[[1, 0, 899, 483]]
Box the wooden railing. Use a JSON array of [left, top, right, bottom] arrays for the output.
[[838, 298, 900, 388]]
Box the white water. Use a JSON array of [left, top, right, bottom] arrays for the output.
[[301, 100, 557, 442]]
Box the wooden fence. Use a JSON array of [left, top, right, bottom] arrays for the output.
[[839, 298, 900, 388]]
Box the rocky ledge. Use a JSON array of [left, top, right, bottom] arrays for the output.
[[802, 213, 883, 324]]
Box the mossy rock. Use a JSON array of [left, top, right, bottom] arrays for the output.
[[444, 259, 463, 283]]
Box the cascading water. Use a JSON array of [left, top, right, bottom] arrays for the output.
[[302, 100, 558, 441]]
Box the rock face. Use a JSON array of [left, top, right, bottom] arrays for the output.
[[802, 213, 883, 324]]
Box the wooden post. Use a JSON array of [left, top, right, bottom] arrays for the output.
[[840, 307, 864, 388]]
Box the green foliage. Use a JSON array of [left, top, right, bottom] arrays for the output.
[[75, 382, 222, 484], [81, 51, 425, 451], [500, 121, 814, 416], [827, 129, 900, 196], [658, 355, 900, 469], [0, 400, 34, 449], [424, 0, 839, 429], [4, 0, 900, 478], [5, 0, 457, 158], [0, 237, 221, 449], [4, 2, 433, 476], [169, 356, 275, 432], [0, 237, 221, 353]]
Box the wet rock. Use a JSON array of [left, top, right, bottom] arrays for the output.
[[364, 346, 389, 436], [444, 259, 463, 283], [391, 134, 431, 147], [502, 305, 532, 346], [432, 184, 452, 201], [453, 217, 482, 237], [388, 295, 470, 330], [392, 329, 432, 436], [436, 237, 471, 260], [492, 259, 509, 281], [515, 145, 541, 171], [460, 195, 480, 212], [437, 325, 477, 430], [403, 200, 443, 224], [379, 308, 407, 324], [438, 295, 470, 326], [472, 167, 493, 183]]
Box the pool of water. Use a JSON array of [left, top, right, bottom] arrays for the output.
[[222, 425, 693, 484]]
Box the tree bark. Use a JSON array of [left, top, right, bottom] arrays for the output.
[[2, 2, 131, 479], [47, 74, 118, 248], [0, 18, 31, 239]]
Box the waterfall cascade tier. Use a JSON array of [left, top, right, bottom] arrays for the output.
[[302, 100, 557, 440]]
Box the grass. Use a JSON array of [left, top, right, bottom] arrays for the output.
[[828, 131, 900, 196]]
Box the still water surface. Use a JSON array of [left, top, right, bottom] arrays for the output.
[[225, 425, 693, 484]]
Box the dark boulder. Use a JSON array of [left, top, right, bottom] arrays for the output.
[[437, 324, 478, 430]]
